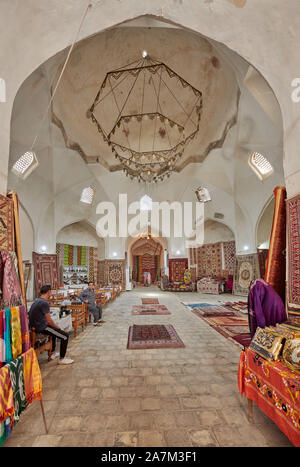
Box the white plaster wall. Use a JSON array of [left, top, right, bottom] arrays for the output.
[[203, 219, 234, 244], [19, 204, 34, 301], [257, 198, 275, 248]]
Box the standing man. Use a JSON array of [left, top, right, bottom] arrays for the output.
[[29, 285, 74, 365], [79, 282, 104, 327]]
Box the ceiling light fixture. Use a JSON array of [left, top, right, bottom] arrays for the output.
[[248, 152, 274, 181], [195, 186, 211, 203], [88, 55, 203, 183]]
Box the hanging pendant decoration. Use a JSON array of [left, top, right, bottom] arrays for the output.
[[87, 55, 203, 183]]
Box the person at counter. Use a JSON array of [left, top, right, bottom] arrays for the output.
[[29, 284, 74, 365], [79, 282, 104, 327]]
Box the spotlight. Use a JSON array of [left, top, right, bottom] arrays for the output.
[[12, 151, 39, 180], [142, 50, 148, 58]]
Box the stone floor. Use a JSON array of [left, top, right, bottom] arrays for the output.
[[3, 287, 293, 447]]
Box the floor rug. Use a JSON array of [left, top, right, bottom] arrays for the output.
[[189, 304, 236, 317], [142, 298, 159, 304], [201, 315, 249, 327], [222, 301, 248, 314], [127, 324, 185, 349], [132, 305, 171, 315], [229, 333, 252, 349]]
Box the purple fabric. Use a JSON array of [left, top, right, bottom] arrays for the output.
[[248, 278, 287, 338]]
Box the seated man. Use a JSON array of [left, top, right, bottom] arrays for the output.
[[79, 282, 104, 326], [29, 285, 74, 365]]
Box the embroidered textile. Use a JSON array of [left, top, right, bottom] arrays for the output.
[[32, 252, 59, 292], [168, 258, 188, 283], [223, 241, 236, 275], [265, 186, 286, 303], [1, 251, 22, 308], [10, 307, 22, 360], [287, 192, 300, 313], [197, 243, 222, 277], [238, 348, 300, 447], [0, 195, 14, 252], [7, 356, 27, 423], [0, 365, 14, 423], [22, 348, 42, 405], [127, 324, 185, 349], [233, 254, 260, 296]]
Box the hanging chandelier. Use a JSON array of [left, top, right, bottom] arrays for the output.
[[87, 54, 203, 183]]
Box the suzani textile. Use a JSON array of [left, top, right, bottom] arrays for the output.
[[265, 186, 286, 303], [1, 251, 22, 308], [287, 192, 300, 315], [168, 258, 188, 283], [238, 348, 300, 447], [223, 241, 236, 275]]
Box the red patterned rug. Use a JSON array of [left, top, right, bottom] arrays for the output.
[[132, 305, 171, 315], [142, 298, 159, 304], [127, 324, 185, 349], [188, 302, 250, 349]]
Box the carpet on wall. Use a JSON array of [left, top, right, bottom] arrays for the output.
[[131, 305, 171, 315], [223, 241, 236, 275], [197, 243, 223, 277], [142, 298, 159, 304], [257, 248, 269, 279], [127, 324, 185, 350], [287, 192, 300, 318], [168, 258, 188, 283], [0, 194, 15, 252], [32, 252, 59, 292], [233, 254, 260, 296], [265, 186, 286, 303]]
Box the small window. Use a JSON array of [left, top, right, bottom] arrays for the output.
[[12, 151, 39, 179], [248, 152, 274, 181], [80, 187, 94, 204], [0, 78, 6, 103]]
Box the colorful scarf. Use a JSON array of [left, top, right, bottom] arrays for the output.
[[7, 356, 27, 423], [0, 310, 3, 368], [19, 306, 31, 353], [4, 309, 12, 364], [10, 307, 22, 360], [22, 348, 42, 405], [0, 365, 14, 423], [2, 311, 6, 365]]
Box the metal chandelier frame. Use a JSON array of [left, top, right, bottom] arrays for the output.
[[88, 55, 203, 183]]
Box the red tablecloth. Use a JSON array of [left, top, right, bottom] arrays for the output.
[[238, 347, 300, 447]]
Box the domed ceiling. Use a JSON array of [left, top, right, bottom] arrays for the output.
[[52, 26, 240, 182]]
